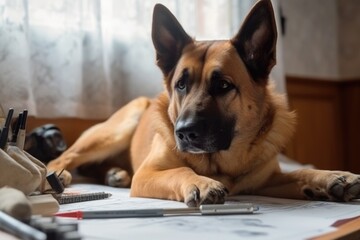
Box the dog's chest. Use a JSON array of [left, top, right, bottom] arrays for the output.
[[187, 154, 255, 179]]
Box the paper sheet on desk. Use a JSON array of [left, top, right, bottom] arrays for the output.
[[58, 184, 360, 240]]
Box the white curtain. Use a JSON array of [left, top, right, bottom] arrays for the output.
[[0, 0, 284, 119]]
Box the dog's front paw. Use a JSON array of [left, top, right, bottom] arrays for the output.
[[105, 167, 131, 188], [303, 171, 360, 201], [184, 181, 228, 207]]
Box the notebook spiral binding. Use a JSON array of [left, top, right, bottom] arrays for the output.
[[55, 192, 112, 205]]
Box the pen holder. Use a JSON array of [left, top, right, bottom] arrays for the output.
[[0, 145, 47, 195]]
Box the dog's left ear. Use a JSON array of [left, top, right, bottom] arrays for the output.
[[152, 4, 193, 76], [231, 0, 277, 83]]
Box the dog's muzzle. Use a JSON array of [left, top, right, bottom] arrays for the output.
[[175, 114, 234, 154]]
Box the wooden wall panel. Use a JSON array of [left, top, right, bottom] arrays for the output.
[[285, 77, 360, 172], [342, 82, 360, 172]]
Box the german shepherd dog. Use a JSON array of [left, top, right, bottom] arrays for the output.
[[47, 0, 360, 207]]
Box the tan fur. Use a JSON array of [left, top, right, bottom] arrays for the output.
[[47, 0, 360, 206], [47, 97, 150, 185]]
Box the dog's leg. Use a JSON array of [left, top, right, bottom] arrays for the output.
[[130, 135, 228, 207], [46, 97, 150, 186], [131, 166, 228, 207], [256, 169, 360, 201]]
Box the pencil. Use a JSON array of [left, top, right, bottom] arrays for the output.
[[16, 109, 28, 150], [0, 108, 14, 149], [11, 112, 22, 143]]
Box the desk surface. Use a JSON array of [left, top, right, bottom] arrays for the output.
[[2, 215, 359, 240], [55, 184, 360, 240]]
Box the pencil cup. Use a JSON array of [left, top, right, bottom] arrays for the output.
[[0, 146, 47, 195]]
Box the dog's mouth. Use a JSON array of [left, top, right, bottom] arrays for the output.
[[176, 136, 220, 154]]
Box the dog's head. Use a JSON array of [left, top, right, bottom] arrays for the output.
[[152, 0, 277, 154]]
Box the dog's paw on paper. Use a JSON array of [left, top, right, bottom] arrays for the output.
[[185, 182, 228, 207], [303, 172, 360, 202]]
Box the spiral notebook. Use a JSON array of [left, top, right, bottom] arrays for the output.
[[55, 191, 112, 204], [28, 191, 112, 216]]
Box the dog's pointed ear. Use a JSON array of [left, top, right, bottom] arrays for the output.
[[152, 4, 193, 76], [231, 0, 277, 83]]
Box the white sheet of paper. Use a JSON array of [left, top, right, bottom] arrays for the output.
[[57, 184, 360, 240]]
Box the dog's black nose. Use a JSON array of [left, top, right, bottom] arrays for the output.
[[175, 118, 206, 148], [175, 119, 202, 144]]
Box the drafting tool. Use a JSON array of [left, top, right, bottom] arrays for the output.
[[55, 203, 259, 219]]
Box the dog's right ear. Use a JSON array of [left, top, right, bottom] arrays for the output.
[[152, 4, 193, 76]]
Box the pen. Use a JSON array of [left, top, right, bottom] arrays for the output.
[[0, 108, 14, 149], [11, 112, 22, 143], [16, 109, 28, 150], [55, 203, 259, 219], [0, 211, 46, 240]]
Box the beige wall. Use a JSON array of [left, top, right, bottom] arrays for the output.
[[338, 0, 360, 79], [280, 0, 360, 80]]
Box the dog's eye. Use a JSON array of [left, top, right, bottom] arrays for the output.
[[219, 80, 233, 90], [175, 69, 189, 92], [176, 78, 186, 90], [209, 71, 235, 96]]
